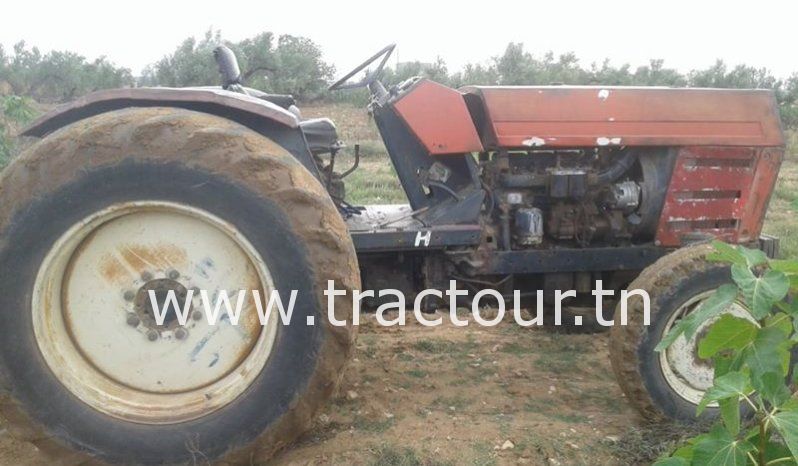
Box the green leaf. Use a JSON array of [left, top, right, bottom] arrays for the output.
[[656, 284, 739, 352], [697, 371, 749, 415], [739, 246, 769, 267], [708, 240, 748, 267], [731, 265, 790, 319], [771, 259, 798, 276], [755, 371, 792, 408], [745, 326, 791, 384], [652, 457, 689, 466], [698, 314, 758, 359], [771, 259, 798, 290], [673, 443, 696, 460], [692, 424, 754, 466], [766, 312, 794, 337], [771, 408, 798, 460], [718, 397, 741, 435]]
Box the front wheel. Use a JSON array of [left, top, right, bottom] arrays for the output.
[[0, 107, 360, 464], [609, 244, 747, 422]]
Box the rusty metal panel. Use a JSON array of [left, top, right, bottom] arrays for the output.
[[655, 147, 783, 246], [22, 87, 299, 137], [393, 79, 484, 155], [462, 86, 785, 149]]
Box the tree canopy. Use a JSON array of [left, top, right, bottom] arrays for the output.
[[0, 35, 796, 127]]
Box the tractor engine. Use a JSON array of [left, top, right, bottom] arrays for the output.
[[483, 147, 663, 249]]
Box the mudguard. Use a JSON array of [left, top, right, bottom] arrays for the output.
[[20, 87, 323, 177]]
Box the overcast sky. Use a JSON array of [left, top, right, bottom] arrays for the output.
[[2, 0, 796, 79]]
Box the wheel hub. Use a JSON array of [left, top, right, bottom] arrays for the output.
[[133, 278, 191, 331], [659, 290, 751, 405]]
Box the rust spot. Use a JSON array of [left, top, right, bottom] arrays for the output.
[[239, 261, 264, 338], [99, 243, 188, 283], [99, 255, 129, 283]]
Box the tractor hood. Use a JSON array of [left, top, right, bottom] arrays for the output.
[[461, 85, 785, 149]]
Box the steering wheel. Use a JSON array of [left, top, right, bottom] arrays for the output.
[[328, 44, 396, 91]]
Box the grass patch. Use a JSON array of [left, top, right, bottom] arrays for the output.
[[431, 395, 471, 411], [369, 444, 453, 466], [354, 416, 396, 433], [411, 339, 459, 354], [609, 422, 708, 465], [498, 342, 534, 355], [405, 369, 428, 378], [469, 442, 498, 466]]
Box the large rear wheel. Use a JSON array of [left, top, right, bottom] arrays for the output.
[[0, 107, 359, 464]]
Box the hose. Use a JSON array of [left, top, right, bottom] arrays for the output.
[[596, 150, 638, 185]]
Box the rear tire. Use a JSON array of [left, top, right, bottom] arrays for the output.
[[0, 108, 360, 464]]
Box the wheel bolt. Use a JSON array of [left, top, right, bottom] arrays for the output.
[[146, 330, 159, 341], [126, 313, 140, 327], [167, 269, 180, 280], [123, 290, 135, 301], [141, 271, 153, 281], [175, 328, 188, 340]]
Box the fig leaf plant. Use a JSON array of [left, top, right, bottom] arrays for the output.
[[655, 241, 798, 465]]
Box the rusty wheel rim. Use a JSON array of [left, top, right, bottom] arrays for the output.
[[659, 290, 751, 406], [32, 201, 278, 424]]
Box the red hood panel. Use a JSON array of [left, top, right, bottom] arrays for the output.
[[461, 85, 784, 149]]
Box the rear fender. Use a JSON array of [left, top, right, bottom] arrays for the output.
[[21, 87, 321, 177]]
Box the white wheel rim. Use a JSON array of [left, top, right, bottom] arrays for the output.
[[659, 290, 751, 405], [32, 201, 278, 424]]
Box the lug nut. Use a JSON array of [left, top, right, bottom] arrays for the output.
[[126, 313, 140, 327], [146, 330, 159, 342], [192, 310, 203, 321], [167, 269, 180, 280], [141, 271, 153, 281], [174, 328, 188, 340], [123, 290, 135, 301]]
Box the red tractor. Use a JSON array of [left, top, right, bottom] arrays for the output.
[[0, 44, 784, 464]]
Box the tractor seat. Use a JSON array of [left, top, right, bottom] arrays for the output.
[[299, 118, 340, 155]]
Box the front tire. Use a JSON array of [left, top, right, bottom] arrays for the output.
[[609, 244, 746, 422], [0, 108, 360, 464]]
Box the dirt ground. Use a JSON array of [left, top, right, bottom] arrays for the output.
[[0, 312, 691, 466], [272, 313, 687, 466]]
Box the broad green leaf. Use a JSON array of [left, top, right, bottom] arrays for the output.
[[777, 300, 798, 320], [755, 371, 792, 408], [692, 425, 754, 466], [739, 247, 769, 267], [708, 240, 748, 267], [771, 259, 798, 276], [713, 351, 747, 377], [673, 443, 696, 460], [766, 312, 794, 337], [771, 259, 798, 290], [745, 327, 790, 383], [697, 371, 749, 414], [718, 397, 740, 435], [698, 314, 758, 358], [771, 408, 798, 459], [656, 284, 739, 352], [731, 265, 790, 319], [652, 457, 689, 466]]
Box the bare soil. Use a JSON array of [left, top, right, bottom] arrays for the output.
[[271, 313, 690, 466], [0, 312, 695, 465]]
